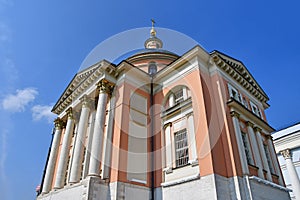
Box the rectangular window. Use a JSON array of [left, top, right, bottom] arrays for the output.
[[174, 129, 189, 167], [241, 132, 254, 165], [228, 84, 241, 102], [250, 101, 262, 118]]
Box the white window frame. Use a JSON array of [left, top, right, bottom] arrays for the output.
[[242, 97, 248, 108], [174, 88, 184, 104], [250, 101, 262, 118], [228, 83, 242, 103]]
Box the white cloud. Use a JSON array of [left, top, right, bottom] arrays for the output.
[[32, 104, 56, 123], [1, 88, 38, 112]]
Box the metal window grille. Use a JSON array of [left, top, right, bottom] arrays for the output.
[[241, 133, 253, 165], [175, 129, 189, 167], [264, 144, 275, 173], [174, 89, 184, 104]]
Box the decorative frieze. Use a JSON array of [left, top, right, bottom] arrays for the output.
[[212, 54, 268, 104]]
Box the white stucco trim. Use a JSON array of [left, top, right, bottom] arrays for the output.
[[249, 176, 291, 192], [161, 173, 200, 187]]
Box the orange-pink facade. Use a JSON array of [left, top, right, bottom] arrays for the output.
[[37, 31, 290, 200]]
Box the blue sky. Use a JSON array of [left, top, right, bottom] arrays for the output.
[[0, 1, 300, 199]]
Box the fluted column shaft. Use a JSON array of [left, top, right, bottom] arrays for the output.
[[231, 111, 249, 175], [42, 118, 63, 193], [69, 96, 91, 183], [281, 149, 300, 200], [254, 127, 272, 181], [88, 80, 113, 177], [54, 108, 75, 189], [246, 122, 264, 179]]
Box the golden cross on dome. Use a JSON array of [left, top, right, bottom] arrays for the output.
[[150, 19, 156, 37], [151, 19, 155, 27]]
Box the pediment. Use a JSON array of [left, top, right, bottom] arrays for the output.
[[52, 60, 116, 114], [211, 50, 269, 107]]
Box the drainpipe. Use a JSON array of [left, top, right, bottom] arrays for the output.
[[148, 62, 157, 200]]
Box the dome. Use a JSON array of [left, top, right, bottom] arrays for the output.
[[126, 21, 179, 73]]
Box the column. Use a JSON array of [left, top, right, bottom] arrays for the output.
[[246, 121, 264, 179], [231, 111, 249, 175], [254, 127, 272, 181], [82, 110, 96, 179], [187, 113, 198, 166], [42, 118, 63, 194], [69, 95, 91, 183], [88, 79, 113, 177], [101, 96, 115, 179], [163, 123, 173, 174], [281, 149, 300, 200], [54, 108, 75, 189], [266, 135, 284, 185]]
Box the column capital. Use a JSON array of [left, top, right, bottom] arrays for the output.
[[280, 149, 292, 160], [163, 122, 172, 129], [96, 79, 114, 94], [54, 118, 64, 130], [80, 95, 92, 108], [66, 107, 74, 119], [186, 112, 193, 118], [265, 134, 273, 140], [230, 110, 240, 119], [253, 126, 262, 133], [246, 121, 254, 128]]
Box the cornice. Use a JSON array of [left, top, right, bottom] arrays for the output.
[[154, 45, 210, 82], [126, 51, 178, 64], [52, 60, 116, 115], [211, 52, 269, 108], [227, 98, 274, 133]]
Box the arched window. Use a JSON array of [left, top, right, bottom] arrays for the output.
[[164, 85, 191, 109], [161, 85, 198, 180]]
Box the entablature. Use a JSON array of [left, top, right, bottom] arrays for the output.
[[52, 60, 117, 115], [211, 51, 270, 109], [227, 98, 274, 133]]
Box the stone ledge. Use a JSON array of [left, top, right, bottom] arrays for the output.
[[249, 176, 291, 192], [161, 173, 200, 187]]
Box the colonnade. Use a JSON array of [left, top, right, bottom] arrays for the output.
[[42, 79, 114, 194], [230, 111, 283, 184]]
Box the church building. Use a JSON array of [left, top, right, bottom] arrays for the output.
[[37, 24, 290, 200]]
